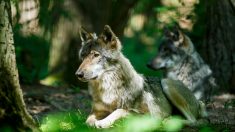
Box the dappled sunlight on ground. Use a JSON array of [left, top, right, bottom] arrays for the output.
[[22, 85, 91, 119]]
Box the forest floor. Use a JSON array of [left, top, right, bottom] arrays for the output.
[[22, 84, 235, 131]]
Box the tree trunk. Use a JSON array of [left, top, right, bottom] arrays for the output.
[[44, 0, 86, 87], [202, 0, 235, 93], [75, 0, 139, 36], [0, 0, 39, 131]]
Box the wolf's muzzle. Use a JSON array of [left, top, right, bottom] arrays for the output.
[[75, 71, 84, 79]]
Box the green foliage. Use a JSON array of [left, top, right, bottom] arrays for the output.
[[154, 6, 176, 13], [14, 26, 50, 84], [133, 0, 160, 14], [122, 37, 162, 77], [40, 111, 95, 132], [162, 116, 184, 131], [200, 126, 214, 132], [111, 115, 163, 132], [40, 112, 231, 132], [40, 112, 185, 132], [0, 125, 14, 132], [121, 115, 162, 132], [199, 124, 232, 132]]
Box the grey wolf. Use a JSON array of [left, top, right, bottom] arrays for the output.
[[147, 26, 217, 101], [75, 25, 204, 128]]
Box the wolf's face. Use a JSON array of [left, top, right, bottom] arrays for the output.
[[75, 25, 121, 81], [147, 27, 187, 70]]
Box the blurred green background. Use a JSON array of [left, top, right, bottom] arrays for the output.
[[12, 0, 209, 88]]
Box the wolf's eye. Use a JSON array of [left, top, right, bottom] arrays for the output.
[[186, 14, 193, 20], [94, 53, 100, 57]]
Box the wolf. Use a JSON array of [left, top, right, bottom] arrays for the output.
[[147, 26, 217, 101], [75, 25, 205, 128]]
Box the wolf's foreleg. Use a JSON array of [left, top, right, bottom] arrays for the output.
[[86, 114, 97, 126], [86, 103, 111, 127], [95, 109, 129, 128]]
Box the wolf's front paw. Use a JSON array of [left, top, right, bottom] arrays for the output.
[[95, 119, 112, 128], [86, 115, 97, 127]]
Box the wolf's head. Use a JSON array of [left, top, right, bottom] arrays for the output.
[[147, 26, 189, 70], [75, 25, 122, 81]]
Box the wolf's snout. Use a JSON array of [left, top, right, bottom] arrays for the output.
[[75, 71, 84, 78]]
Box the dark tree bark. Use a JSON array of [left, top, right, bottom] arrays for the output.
[[75, 0, 139, 36], [202, 0, 235, 92], [0, 0, 39, 131]]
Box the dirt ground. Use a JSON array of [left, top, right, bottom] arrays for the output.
[[22, 84, 235, 131]]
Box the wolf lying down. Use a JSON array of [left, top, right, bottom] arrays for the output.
[[147, 26, 216, 101], [75, 25, 205, 128]]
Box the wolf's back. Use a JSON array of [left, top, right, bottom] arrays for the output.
[[144, 76, 165, 96]]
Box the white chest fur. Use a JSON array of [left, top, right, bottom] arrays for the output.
[[101, 71, 121, 104]]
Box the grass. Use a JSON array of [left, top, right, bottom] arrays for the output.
[[40, 111, 95, 132], [39, 111, 187, 132], [39, 109, 232, 132]]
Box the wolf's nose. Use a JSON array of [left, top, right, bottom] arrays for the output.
[[75, 71, 84, 78]]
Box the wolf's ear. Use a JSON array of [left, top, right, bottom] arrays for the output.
[[163, 26, 179, 39], [101, 25, 121, 50], [163, 25, 184, 46], [102, 25, 116, 42], [79, 26, 93, 42]]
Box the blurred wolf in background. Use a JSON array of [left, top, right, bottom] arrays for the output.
[[75, 25, 205, 128], [147, 26, 217, 101]]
